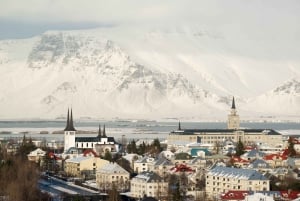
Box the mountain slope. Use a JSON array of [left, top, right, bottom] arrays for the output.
[[0, 27, 299, 120]]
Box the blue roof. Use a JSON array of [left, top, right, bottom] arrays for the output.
[[190, 148, 210, 157], [248, 159, 271, 169], [208, 166, 268, 181]]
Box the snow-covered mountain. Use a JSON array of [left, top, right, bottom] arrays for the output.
[[0, 27, 299, 120]]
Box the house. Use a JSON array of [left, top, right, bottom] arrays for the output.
[[158, 151, 175, 160], [130, 171, 168, 200], [134, 156, 155, 173], [64, 156, 109, 177], [263, 152, 288, 168], [240, 149, 266, 161], [206, 166, 269, 198], [148, 157, 173, 178], [231, 156, 250, 168], [247, 159, 272, 173], [27, 148, 46, 162], [96, 162, 130, 192]]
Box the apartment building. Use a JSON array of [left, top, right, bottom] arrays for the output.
[[206, 166, 269, 198]]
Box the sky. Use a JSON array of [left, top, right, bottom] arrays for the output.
[[0, 0, 299, 42]]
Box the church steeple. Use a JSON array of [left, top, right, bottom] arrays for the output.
[[69, 109, 76, 131], [227, 96, 240, 129], [97, 124, 102, 138], [64, 108, 76, 131], [178, 121, 181, 130], [64, 108, 70, 131], [102, 124, 107, 137], [231, 96, 236, 109]]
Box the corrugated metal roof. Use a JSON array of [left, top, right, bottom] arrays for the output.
[[208, 166, 268, 180]]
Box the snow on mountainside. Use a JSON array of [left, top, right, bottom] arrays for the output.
[[0, 27, 299, 120], [246, 79, 300, 117]]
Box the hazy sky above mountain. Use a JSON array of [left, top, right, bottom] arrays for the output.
[[0, 0, 299, 42]]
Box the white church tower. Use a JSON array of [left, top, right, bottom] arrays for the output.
[[227, 97, 240, 129], [64, 108, 76, 152]]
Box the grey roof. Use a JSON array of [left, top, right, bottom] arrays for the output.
[[190, 156, 206, 164], [66, 156, 93, 163], [154, 157, 173, 166], [133, 171, 163, 183], [170, 129, 281, 135], [208, 166, 268, 181], [97, 162, 129, 174], [135, 156, 152, 163], [248, 159, 271, 169], [242, 149, 266, 158], [75, 136, 115, 143]]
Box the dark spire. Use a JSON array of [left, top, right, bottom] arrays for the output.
[[64, 108, 70, 131], [97, 124, 102, 138], [231, 96, 236, 109], [69, 108, 76, 131], [103, 124, 107, 137], [178, 121, 181, 130]]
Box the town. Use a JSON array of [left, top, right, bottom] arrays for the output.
[[1, 97, 300, 201]]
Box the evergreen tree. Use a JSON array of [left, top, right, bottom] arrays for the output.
[[104, 150, 113, 161], [126, 140, 137, 153], [235, 139, 245, 156], [288, 137, 297, 157]]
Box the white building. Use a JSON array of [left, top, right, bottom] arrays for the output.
[[96, 162, 130, 191], [130, 171, 168, 200], [27, 148, 46, 162], [63, 109, 119, 153], [206, 166, 269, 198]]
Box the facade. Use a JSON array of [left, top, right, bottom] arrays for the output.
[[167, 98, 283, 147], [134, 156, 155, 173], [64, 156, 109, 177], [27, 148, 46, 162], [130, 171, 168, 200], [96, 162, 130, 191], [63, 109, 119, 153], [206, 166, 269, 198]]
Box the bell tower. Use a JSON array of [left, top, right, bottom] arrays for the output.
[[64, 108, 76, 151], [227, 97, 240, 129]]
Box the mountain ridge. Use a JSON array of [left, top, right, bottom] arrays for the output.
[[0, 28, 299, 120]]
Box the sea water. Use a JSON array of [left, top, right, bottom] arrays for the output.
[[1, 120, 300, 142]]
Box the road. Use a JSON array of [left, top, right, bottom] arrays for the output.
[[39, 176, 99, 200]]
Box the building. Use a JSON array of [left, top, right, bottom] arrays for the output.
[[134, 156, 155, 173], [130, 171, 168, 200], [206, 166, 269, 198], [63, 109, 119, 153], [64, 156, 109, 177], [96, 162, 130, 192], [167, 97, 283, 147], [27, 148, 46, 162]]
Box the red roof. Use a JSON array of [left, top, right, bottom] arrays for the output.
[[264, 153, 287, 161], [231, 156, 249, 163], [221, 191, 249, 200], [83, 149, 98, 157], [280, 191, 300, 200], [48, 152, 62, 160], [170, 164, 194, 173]]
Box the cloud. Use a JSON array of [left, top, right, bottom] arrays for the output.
[[0, 0, 299, 45]]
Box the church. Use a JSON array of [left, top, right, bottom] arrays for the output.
[[168, 97, 283, 147], [63, 109, 119, 154]]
